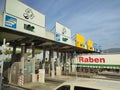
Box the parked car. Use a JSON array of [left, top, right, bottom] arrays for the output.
[[54, 78, 120, 90]]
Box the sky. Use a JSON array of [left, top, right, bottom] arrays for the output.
[[0, 0, 120, 49]]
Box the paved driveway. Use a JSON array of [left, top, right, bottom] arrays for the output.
[[23, 81, 61, 90], [2, 85, 26, 90]]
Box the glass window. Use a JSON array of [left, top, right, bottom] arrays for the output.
[[74, 86, 99, 90], [57, 85, 70, 90]]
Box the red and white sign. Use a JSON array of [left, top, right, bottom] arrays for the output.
[[75, 54, 120, 65], [78, 56, 105, 63]]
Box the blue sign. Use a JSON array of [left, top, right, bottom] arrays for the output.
[[56, 33, 60, 42], [5, 15, 17, 29]]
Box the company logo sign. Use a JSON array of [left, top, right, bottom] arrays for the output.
[[23, 8, 34, 20], [24, 24, 35, 32], [62, 27, 67, 35], [62, 36, 68, 42], [78, 56, 105, 63], [5, 15, 17, 29]]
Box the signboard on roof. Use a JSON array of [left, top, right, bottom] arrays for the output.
[[4, 15, 17, 29], [3, 13, 45, 38], [87, 39, 94, 51], [87, 39, 93, 47], [76, 33, 85, 49], [56, 22, 71, 37], [5, 0, 45, 27], [55, 22, 71, 45]]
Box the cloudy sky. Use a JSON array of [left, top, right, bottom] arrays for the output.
[[1, 0, 120, 49]]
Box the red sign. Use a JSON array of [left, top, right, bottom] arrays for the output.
[[78, 56, 105, 63]]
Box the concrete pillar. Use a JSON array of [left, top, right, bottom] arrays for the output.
[[31, 43, 36, 82], [21, 43, 25, 75], [71, 52, 76, 72], [63, 52, 67, 74], [42, 49, 46, 69], [11, 44, 16, 61], [60, 52, 63, 63], [51, 57, 55, 78], [56, 51, 61, 76], [70, 53, 73, 73], [48, 50, 52, 76], [0, 61, 3, 90], [67, 52, 71, 73], [60, 52, 64, 74], [49, 50, 55, 77], [57, 51, 60, 66], [9, 44, 16, 83]]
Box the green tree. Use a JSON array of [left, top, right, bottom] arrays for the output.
[[27, 52, 31, 56], [35, 49, 42, 54], [16, 50, 21, 54], [0, 49, 13, 55], [6, 49, 12, 54]]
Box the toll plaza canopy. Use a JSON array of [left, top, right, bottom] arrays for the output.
[[0, 0, 100, 53], [0, 26, 95, 53]]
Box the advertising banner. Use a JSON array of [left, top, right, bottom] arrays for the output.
[[74, 54, 120, 67], [76, 33, 85, 49], [3, 13, 45, 38], [5, 0, 45, 27], [55, 22, 71, 45]]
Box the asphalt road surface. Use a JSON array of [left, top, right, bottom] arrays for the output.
[[23, 81, 61, 90], [2, 81, 61, 90], [2, 85, 25, 90]]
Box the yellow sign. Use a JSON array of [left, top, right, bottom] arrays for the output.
[[87, 39, 93, 51], [76, 34, 85, 49]]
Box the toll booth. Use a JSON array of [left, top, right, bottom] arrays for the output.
[[0, 61, 3, 90], [10, 61, 32, 85]]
